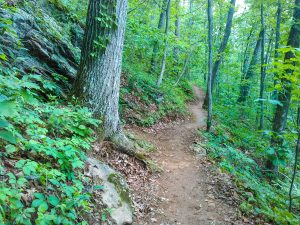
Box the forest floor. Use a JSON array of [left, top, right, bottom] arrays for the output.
[[128, 86, 256, 225], [98, 87, 255, 225]]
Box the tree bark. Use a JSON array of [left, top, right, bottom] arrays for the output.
[[241, 27, 255, 75], [238, 30, 263, 103], [174, 0, 181, 69], [289, 107, 300, 212], [207, 0, 213, 132], [175, 54, 190, 85], [267, 0, 300, 171], [157, 0, 171, 87], [150, 0, 168, 73], [259, 3, 266, 130], [203, 0, 236, 108], [273, 0, 282, 100], [73, 0, 134, 154]]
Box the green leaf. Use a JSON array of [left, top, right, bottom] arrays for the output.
[[0, 53, 7, 61], [5, 144, 16, 153], [48, 195, 59, 207], [32, 199, 43, 208], [34, 193, 45, 200], [0, 120, 10, 128], [93, 185, 104, 190], [0, 100, 17, 116], [0, 130, 16, 144], [38, 201, 48, 212]]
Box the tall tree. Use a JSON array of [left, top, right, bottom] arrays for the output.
[[267, 0, 300, 171], [150, 0, 168, 73], [73, 0, 133, 154], [203, 0, 236, 108], [238, 30, 263, 103], [174, 0, 181, 67], [207, 0, 213, 132], [259, 3, 266, 130], [289, 107, 300, 212], [273, 0, 282, 99], [157, 0, 171, 86]]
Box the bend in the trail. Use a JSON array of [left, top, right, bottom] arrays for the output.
[[131, 86, 247, 225]]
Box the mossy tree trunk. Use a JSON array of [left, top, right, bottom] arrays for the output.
[[73, 0, 134, 154]]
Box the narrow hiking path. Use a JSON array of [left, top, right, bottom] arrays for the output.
[[130, 86, 248, 225]]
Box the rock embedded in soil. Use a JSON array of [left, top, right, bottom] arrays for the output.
[[85, 158, 133, 225]]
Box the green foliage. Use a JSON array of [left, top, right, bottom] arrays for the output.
[[0, 13, 100, 223], [202, 123, 300, 224], [120, 61, 194, 126]]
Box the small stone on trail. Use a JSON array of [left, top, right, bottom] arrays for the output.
[[208, 202, 216, 208], [151, 218, 157, 222]]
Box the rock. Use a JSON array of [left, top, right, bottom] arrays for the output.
[[86, 158, 133, 225], [0, 1, 82, 91], [208, 202, 216, 208]]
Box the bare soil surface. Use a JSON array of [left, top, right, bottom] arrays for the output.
[[128, 87, 253, 225]]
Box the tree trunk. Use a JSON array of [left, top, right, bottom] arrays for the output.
[[73, 0, 134, 154], [174, 0, 180, 67], [259, 3, 266, 130], [273, 0, 282, 100], [175, 54, 190, 85], [267, 0, 300, 171], [157, 0, 171, 87], [238, 30, 263, 103], [289, 107, 300, 212], [150, 0, 168, 73], [203, 0, 236, 108], [241, 27, 255, 75], [207, 0, 213, 132]]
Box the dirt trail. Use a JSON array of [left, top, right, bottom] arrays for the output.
[[132, 86, 243, 225]]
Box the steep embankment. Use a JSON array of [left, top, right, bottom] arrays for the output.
[[129, 87, 252, 225]]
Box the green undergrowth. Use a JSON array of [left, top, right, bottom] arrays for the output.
[[201, 121, 300, 224], [0, 14, 101, 222], [120, 62, 194, 126]]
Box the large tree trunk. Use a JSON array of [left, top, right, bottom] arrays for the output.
[[73, 0, 133, 154], [259, 3, 266, 130], [157, 0, 171, 87], [207, 0, 213, 132], [237, 30, 262, 103], [203, 0, 236, 108], [267, 0, 300, 171], [150, 0, 168, 73]]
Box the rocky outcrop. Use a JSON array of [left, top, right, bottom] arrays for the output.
[[0, 1, 84, 90], [85, 158, 133, 225]]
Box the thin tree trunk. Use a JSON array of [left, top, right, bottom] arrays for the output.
[[238, 30, 263, 103], [73, 0, 134, 154], [241, 27, 255, 75], [174, 0, 180, 67], [267, 0, 300, 171], [289, 107, 300, 212], [175, 54, 190, 85], [150, 0, 167, 73], [273, 0, 282, 100], [259, 3, 266, 130], [203, 0, 236, 108], [157, 0, 171, 87], [207, 0, 213, 132]]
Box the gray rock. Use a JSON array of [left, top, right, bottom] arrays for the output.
[[86, 158, 133, 225]]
